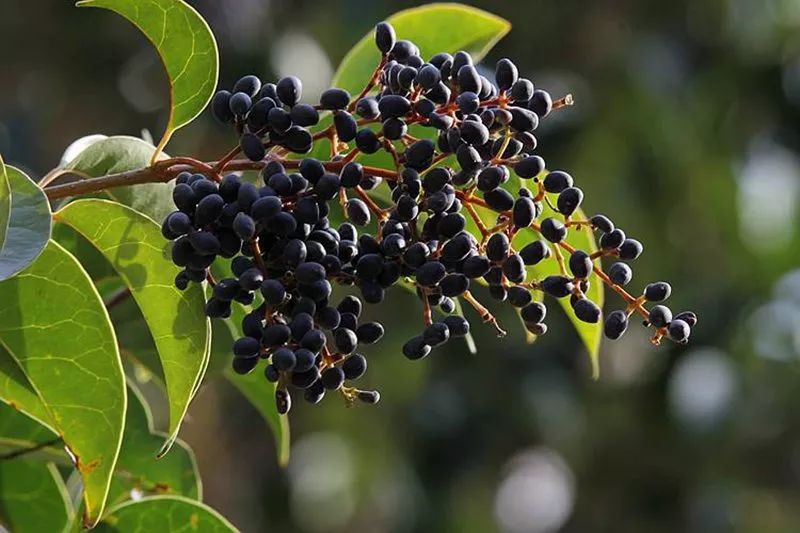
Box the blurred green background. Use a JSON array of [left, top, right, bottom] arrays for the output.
[[3, 0, 800, 531]]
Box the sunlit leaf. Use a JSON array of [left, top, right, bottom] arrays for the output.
[[59, 134, 108, 167], [0, 240, 126, 526], [76, 0, 219, 160], [108, 291, 166, 391], [56, 199, 210, 456]]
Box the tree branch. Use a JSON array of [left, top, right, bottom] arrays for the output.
[[43, 155, 400, 201], [44, 164, 179, 200]]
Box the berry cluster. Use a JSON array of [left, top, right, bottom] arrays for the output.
[[161, 21, 696, 414]]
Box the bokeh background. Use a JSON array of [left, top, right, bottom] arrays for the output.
[[3, 0, 800, 531]]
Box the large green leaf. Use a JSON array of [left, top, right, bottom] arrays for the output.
[[65, 135, 174, 224], [59, 134, 109, 167], [332, 3, 510, 94], [95, 495, 237, 532], [0, 162, 51, 281], [107, 382, 200, 507], [56, 199, 210, 456], [76, 0, 219, 159], [0, 459, 73, 533], [108, 290, 167, 391], [90, 276, 168, 392], [218, 306, 290, 467], [0, 240, 126, 526]]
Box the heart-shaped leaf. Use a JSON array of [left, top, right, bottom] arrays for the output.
[[0, 459, 73, 533], [332, 3, 510, 94], [76, 0, 219, 160], [0, 240, 126, 526], [0, 161, 51, 281], [95, 495, 237, 532], [65, 136, 174, 224], [56, 199, 210, 456], [107, 382, 200, 507]]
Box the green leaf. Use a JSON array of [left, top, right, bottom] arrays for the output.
[[332, 3, 510, 94], [0, 240, 126, 526], [95, 495, 237, 532], [106, 288, 167, 391], [52, 223, 119, 283], [56, 199, 210, 456], [65, 135, 175, 224], [0, 459, 73, 533], [218, 306, 290, 467], [107, 382, 201, 507], [0, 162, 52, 281], [77, 0, 219, 159], [90, 275, 167, 392], [59, 134, 108, 167]]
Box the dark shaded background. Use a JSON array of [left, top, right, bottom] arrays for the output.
[[3, 0, 800, 531]]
